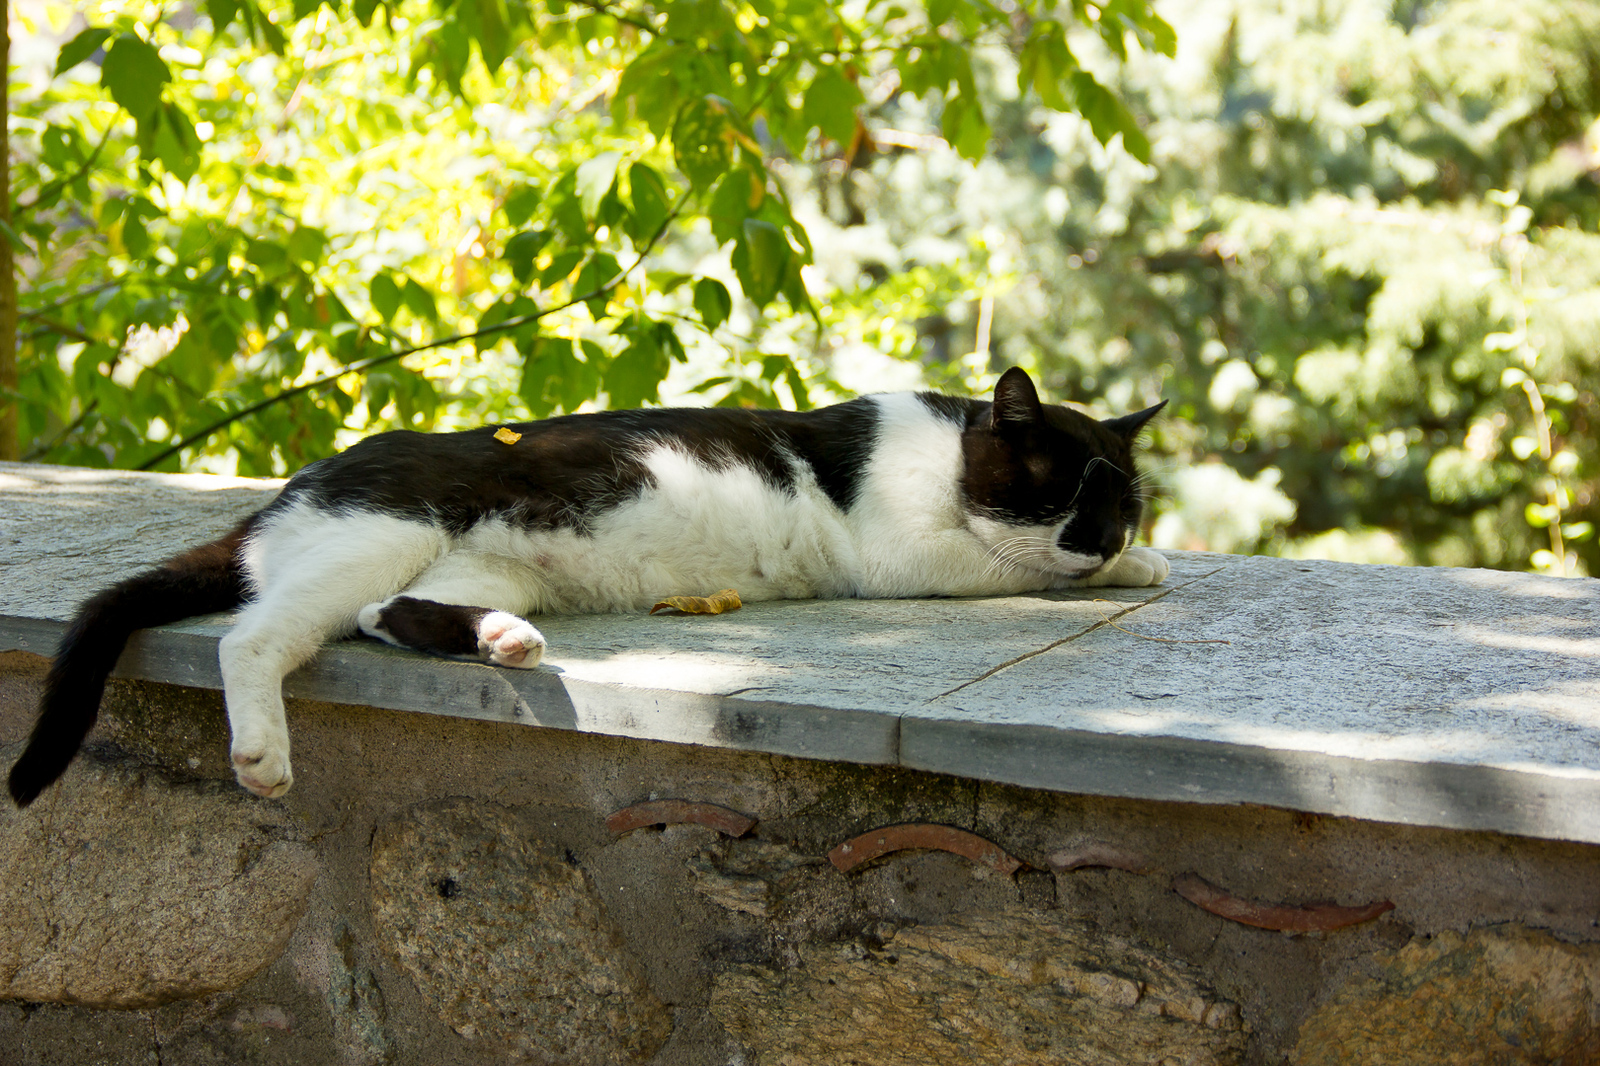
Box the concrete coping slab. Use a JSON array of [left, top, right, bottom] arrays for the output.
[[2, 462, 1598, 844]]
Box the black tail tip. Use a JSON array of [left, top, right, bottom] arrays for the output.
[[8, 757, 60, 808]]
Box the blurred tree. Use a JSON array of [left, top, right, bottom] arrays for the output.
[[810, 0, 1600, 575], [4, 0, 1170, 476]]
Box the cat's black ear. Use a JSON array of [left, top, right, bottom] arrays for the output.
[[1103, 400, 1168, 443], [990, 367, 1044, 431]]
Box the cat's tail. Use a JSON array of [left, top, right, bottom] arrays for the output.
[[7, 516, 260, 807]]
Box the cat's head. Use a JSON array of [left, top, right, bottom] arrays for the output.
[[961, 367, 1164, 580]]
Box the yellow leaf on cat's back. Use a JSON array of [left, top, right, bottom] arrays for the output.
[[493, 427, 522, 445], [649, 589, 743, 615]]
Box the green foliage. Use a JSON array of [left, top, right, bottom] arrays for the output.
[[10, 0, 1167, 479], [16, 0, 1592, 580], [817, 0, 1600, 576]]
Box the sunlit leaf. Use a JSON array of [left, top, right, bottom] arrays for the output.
[[803, 65, 864, 145], [55, 27, 112, 77], [673, 96, 736, 190], [369, 274, 402, 321], [504, 229, 553, 284], [401, 277, 438, 321], [206, 0, 240, 34], [101, 35, 170, 121], [577, 152, 623, 220], [628, 162, 672, 239], [694, 277, 733, 330], [503, 184, 543, 227], [733, 218, 790, 308]]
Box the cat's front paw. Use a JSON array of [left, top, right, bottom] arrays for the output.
[[477, 612, 546, 668], [1086, 546, 1169, 588], [231, 737, 293, 798]]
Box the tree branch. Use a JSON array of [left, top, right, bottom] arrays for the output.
[[134, 195, 690, 471], [0, 0, 17, 461], [14, 124, 114, 218], [20, 281, 123, 321], [23, 399, 98, 461]]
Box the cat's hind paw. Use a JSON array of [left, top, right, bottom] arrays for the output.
[[1087, 546, 1169, 588], [478, 612, 546, 668]]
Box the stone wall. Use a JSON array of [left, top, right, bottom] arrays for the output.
[[2, 654, 1598, 1066]]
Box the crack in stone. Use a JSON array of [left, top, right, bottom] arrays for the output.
[[925, 567, 1227, 702]]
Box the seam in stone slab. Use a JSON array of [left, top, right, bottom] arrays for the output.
[[924, 568, 1227, 702]]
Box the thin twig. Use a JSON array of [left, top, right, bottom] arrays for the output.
[[16, 125, 115, 217], [20, 281, 123, 321], [29, 317, 103, 346], [24, 400, 100, 461]]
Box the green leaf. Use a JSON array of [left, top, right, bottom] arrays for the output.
[[287, 225, 328, 265], [733, 219, 790, 308], [504, 229, 553, 284], [150, 101, 203, 182], [628, 163, 672, 239], [545, 170, 588, 243], [475, 0, 513, 71], [101, 35, 171, 122], [206, 0, 240, 33], [708, 168, 761, 244], [539, 249, 585, 287], [245, 238, 288, 269], [673, 96, 736, 190], [474, 295, 539, 352], [614, 44, 687, 137], [503, 184, 543, 227], [0, 218, 34, 255], [1019, 21, 1076, 111], [803, 66, 864, 146], [518, 336, 569, 416], [1067, 70, 1150, 162], [941, 93, 989, 161], [520, 335, 601, 417], [605, 321, 672, 409], [56, 27, 112, 77], [575, 253, 622, 319], [243, 0, 287, 55], [370, 274, 402, 321], [401, 277, 438, 321], [694, 277, 733, 330], [576, 152, 623, 220], [784, 362, 813, 410]]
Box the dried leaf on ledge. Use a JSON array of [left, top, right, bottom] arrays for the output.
[[650, 589, 743, 615]]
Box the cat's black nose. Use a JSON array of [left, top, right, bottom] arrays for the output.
[[1059, 521, 1126, 562], [1097, 523, 1127, 559]]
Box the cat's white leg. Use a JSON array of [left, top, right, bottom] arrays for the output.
[[1077, 546, 1169, 588], [356, 550, 547, 669], [221, 512, 445, 797]]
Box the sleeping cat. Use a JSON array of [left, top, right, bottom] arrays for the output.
[[7, 367, 1167, 805]]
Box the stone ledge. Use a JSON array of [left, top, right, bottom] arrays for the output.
[[3, 461, 1598, 845]]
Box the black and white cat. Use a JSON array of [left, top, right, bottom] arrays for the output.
[[7, 367, 1167, 805]]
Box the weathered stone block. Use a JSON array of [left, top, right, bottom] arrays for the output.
[[0, 751, 316, 1008], [368, 798, 672, 1064], [710, 905, 1246, 1066], [1290, 924, 1600, 1065]]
